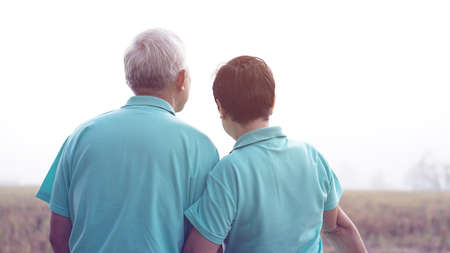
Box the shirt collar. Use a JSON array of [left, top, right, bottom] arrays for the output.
[[233, 126, 286, 151], [122, 96, 176, 116]]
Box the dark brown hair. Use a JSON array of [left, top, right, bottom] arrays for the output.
[[213, 56, 275, 124]]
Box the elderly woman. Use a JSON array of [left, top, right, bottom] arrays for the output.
[[183, 56, 367, 253]]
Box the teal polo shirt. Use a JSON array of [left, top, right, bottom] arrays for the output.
[[37, 96, 219, 253], [36, 137, 69, 203], [184, 127, 342, 253]]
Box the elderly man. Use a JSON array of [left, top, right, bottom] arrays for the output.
[[36, 29, 219, 253]]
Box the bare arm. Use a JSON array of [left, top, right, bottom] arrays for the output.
[[183, 228, 223, 253], [49, 211, 72, 253], [322, 206, 367, 253]]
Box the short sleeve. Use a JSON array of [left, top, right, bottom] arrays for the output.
[[49, 141, 71, 218], [317, 152, 343, 211], [35, 137, 69, 203], [184, 166, 236, 245]]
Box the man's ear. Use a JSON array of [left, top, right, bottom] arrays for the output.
[[176, 69, 186, 91], [215, 99, 226, 119]]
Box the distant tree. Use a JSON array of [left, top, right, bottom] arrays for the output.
[[407, 153, 450, 191]]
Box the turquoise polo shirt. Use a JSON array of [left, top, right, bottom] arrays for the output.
[[36, 137, 69, 203], [184, 127, 342, 253], [38, 96, 219, 253]]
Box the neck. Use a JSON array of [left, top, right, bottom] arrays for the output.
[[230, 118, 270, 140], [133, 88, 177, 111]]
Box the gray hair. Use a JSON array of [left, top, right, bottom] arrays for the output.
[[124, 29, 186, 91]]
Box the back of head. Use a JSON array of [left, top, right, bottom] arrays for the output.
[[213, 56, 276, 124], [124, 29, 186, 91]]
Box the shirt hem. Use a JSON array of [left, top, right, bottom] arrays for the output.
[[324, 190, 343, 211], [324, 200, 339, 211], [35, 191, 50, 203], [184, 209, 225, 245], [50, 202, 70, 218]]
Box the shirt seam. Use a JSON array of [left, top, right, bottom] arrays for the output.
[[209, 175, 236, 209]]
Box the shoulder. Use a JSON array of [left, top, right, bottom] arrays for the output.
[[72, 109, 116, 132], [272, 137, 317, 161], [300, 142, 334, 180], [207, 155, 239, 193], [303, 143, 329, 165], [283, 138, 313, 151], [290, 141, 323, 161], [216, 155, 235, 168], [209, 154, 238, 179], [281, 139, 329, 170], [173, 118, 218, 150], [63, 110, 119, 147]]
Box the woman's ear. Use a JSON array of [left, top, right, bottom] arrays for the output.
[[269, 96, 276, 115], [215, 99, 226, 119]]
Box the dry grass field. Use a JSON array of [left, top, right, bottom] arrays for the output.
[[0, 187, 449, 253], [323, 191, 450, 253]]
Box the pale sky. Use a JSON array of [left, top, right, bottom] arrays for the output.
[[1, 0, 449, 189]]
